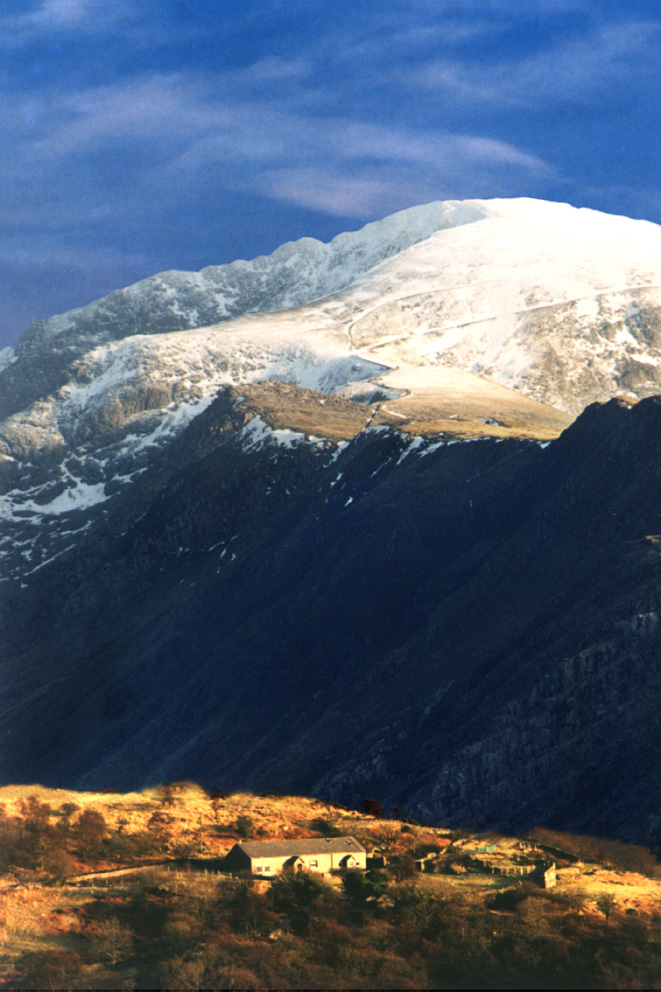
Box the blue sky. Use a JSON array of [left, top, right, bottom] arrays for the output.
[[1, 0, 661, 348]]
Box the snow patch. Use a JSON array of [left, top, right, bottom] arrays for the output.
[[418, 439, 448, 457], [37, 480, 107, 515], [271, 428, 306, 448], [615, 328, 638, 347], [240, 415, 273, 449], [328, 441, 350, 463], [241, 417, 314, 450], [0, 346, 15, 373], [396, 435, 425, 463]]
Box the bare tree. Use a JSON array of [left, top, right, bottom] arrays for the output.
[[95, 917, 133, 967], [596, 892, 617, 923], [208, 788, 225, 823]]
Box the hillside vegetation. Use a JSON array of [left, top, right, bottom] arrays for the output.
[[0, 783, 660, 989]]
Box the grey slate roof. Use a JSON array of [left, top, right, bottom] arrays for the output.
[[237, 835, 365, 858]]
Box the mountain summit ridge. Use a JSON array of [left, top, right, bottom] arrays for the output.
[[12, 199, 488, 361], [3, 196, 661, 427]]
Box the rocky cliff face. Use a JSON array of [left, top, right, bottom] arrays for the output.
[[1, 390, 660, 851]]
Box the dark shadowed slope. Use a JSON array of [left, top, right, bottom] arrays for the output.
[[1, 392, 659, 851]]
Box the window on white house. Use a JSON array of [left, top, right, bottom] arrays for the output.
[[264, 865, 270, 872], [310, 860, 318, 867]]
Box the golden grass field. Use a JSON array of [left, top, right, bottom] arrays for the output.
[[1, 783, 660, 989]]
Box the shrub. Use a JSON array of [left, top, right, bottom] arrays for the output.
[[229, 885, 278, 937], [530, 827, 661, 876], [596, 892, 617, 922], [43, 845, 77, 882], [363, 797, 384, 818], [217, 965, 263, 989], [487, 886, 529, 912], [270, 870, 330, 935], [376, 823, 400, 849], [308, 918, 354, 968], [390, 884, 448, 940], [147, 809, 174, 845], [58, 801, 79, 822], [208, 789, 225, 822], [309, 816, 341, 837], [106, 828, 160, 862], [236, 814, 254, 839], [342, 869, 388, 907], [170, 839, 196, 859], [0, 813, 31, 870], [270, 871, 328, 912], [18, 796, 53, 830], [161, 953, 207, 990], [14, 949, 85, 989], [7, 797, 57, 870], [156, 783, 177, 806], [74, 809, 107, 856], [389, 850, 417, 882]]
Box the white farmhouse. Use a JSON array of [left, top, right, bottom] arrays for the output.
[[224, 836, 367, 876]]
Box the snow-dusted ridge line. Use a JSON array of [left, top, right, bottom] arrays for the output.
[[15, 200, 488, 358]]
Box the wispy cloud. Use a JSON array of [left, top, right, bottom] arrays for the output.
[[33, 76, 218, 156], [251, 132, 552, 219], [0, 237, 154, 273], [215, 122, 550, 218], [0, 9, 642, 234], [155, 89, 552, 216], [258, 171, 405, 218], [17, 64, 309, 160], [409, 21, 661, 107], [0, 62, 553, 226], [24, 0, 100, 28], [162, 106, 547, 176], [0, 0, 135, 44], [6, 67, 549, 173], [404, 0, 591, 14]]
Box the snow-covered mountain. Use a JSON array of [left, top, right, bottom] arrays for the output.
[[3, 198, 661, 850], [4, 196, 661, 582], [4, 197, 661, 438]]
